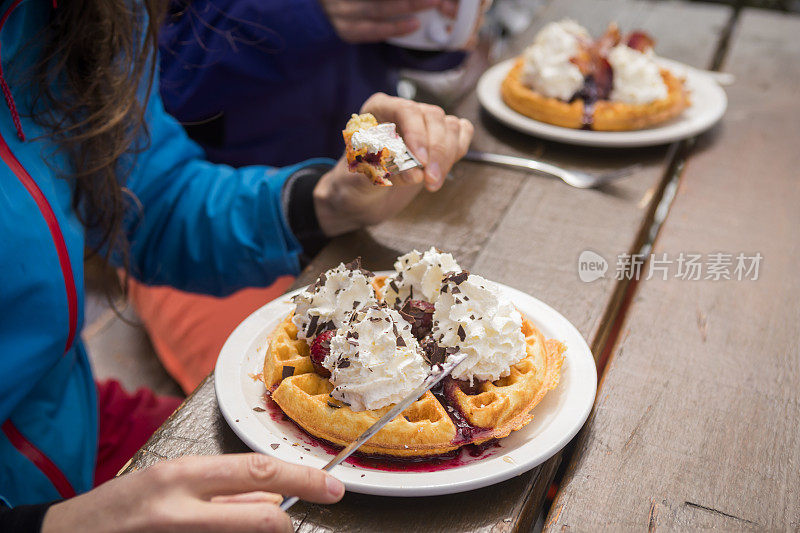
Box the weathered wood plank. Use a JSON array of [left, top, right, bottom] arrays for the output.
[[545, 8, 800, 531], [123, 1, 732, 531]]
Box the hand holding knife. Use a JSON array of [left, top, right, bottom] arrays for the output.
[[279, 350, 469, 511]]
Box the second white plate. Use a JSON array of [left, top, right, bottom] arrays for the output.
[[215, 273, 597, 497], [477, 57, 727, 148]]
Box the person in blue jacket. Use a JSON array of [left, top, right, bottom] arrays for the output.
[[159, 0, 472, 168], [0, 0, 473, 531]]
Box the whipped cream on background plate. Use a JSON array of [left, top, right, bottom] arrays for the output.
[[521, 19, 589, 101], [350, 123, 408, 163], [324, 305, 428, 411], [432, 272, 526, 384], [608, 44, 668, 104], [383, 247, 461, 308], [292, 261, 377, 341]]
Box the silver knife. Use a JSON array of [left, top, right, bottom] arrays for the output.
[[279, 350, 469, 511]]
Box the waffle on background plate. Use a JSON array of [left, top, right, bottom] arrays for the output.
[[502, 58, 689, 131], [263, 276, 565, 458], [501, 21, 690, 131]]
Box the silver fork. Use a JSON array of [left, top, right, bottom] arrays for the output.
[[463, 150, 640, 189], [386, 148, 422, 174]]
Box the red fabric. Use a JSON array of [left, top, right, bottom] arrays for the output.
[[127, 276, 295, 393], [94, 380, 182, 486], [2, 420, 76, 497], [0, 0, 27, 141], [0, 133, 77, 354]]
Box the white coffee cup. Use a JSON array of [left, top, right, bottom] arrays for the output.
[[387, 0, 482, 51]]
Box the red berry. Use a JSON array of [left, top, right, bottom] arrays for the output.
[[310, 330, 334, 377], [399, 299, 435, 339]]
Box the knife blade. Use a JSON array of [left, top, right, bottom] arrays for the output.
[[279, 350, 469, 511]]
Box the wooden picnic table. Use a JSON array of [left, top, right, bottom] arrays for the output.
[[122, 0, 800, 530]]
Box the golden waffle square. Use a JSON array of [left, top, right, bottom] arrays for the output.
[[501, 57, 690, 131], [262, 276, 564, 458]]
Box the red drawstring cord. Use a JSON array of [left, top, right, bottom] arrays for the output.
[[0, 0, 27, 142]]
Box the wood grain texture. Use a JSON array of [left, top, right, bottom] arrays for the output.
[[545, 8, 800, 531], [123, 1, 732, 531]]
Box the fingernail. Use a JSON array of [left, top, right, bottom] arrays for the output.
[[428, 162, 441, 184], [326, 475, 345, 498], [416, 147, 428, 165]]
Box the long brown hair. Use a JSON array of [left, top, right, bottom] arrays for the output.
[[28, 0, 167, 264]]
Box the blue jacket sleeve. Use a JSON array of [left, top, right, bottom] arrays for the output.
[[119, 79, 333, 296]]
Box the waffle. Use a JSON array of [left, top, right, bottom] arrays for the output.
[[263, 279, 564, 458], [343, 113, 394, 186], [501, 57, 689, 131]]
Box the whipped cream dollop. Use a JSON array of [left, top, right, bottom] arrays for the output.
[[383, 248, 462, 308], [607, 44, 667, 104], [292, 260, 377, 341], [521, 19, 590, 101], [324, 305, 429, 411], [432, 272, 526, 384], [350, 123, 408, 163]]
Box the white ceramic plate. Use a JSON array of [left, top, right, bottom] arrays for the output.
[[215, 273, 597, 497], [477, 57, 727, 147]]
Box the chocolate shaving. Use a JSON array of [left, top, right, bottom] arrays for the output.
[[338, 359, 351, 369], [344, 257, 362, 271], [441, 284, 448, 294], [344, 257, 375, 277], [307, 315, 319, 337], [451, 286, 461, 294], [327, 401, 342, 409], [352, 300, 360, 309], [421, 337, 447, 366], [445, 271, 469, 285], [396, 336, 406, 347], [252, 406, 266, 412], [457, 325, 466, 342], [281, 365, 295, 379], [389, 279, 399, 294], [270, 443, 280, 450]]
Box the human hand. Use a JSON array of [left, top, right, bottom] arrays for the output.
[[41, 454, 345, 533], [313, 93, 473, 236], [318, 0, 442, 43]]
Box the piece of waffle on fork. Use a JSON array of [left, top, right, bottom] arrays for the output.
[[343, 113, 420, 186]]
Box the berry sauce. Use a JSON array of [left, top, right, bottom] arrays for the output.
[[354, 152, 383, 165], [262, 383, 502, 472], [571, 58, 613, 129]]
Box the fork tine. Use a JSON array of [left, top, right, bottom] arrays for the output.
[[388, 148, 422, 174], [599, 163, 642, 181]]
